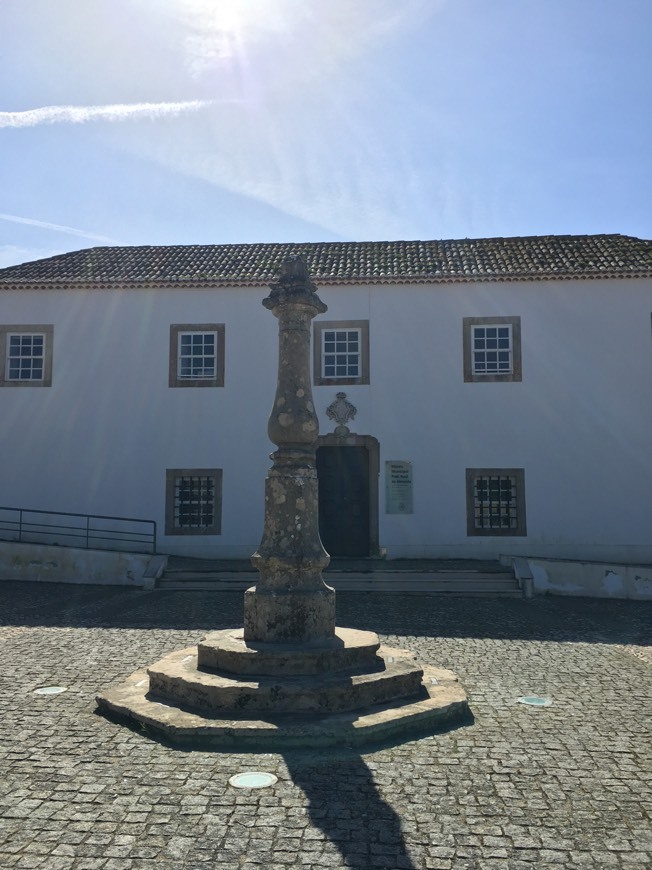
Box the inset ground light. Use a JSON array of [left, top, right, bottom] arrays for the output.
[[517, 695, 552, 706], [229, 772, 278, 789]]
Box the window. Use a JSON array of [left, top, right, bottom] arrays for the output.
[[466, 468, 527, 536], [165, 468, 223, 535], [463, 316, 521, 382], [313, 320, 369, 386], [169, 324, 225, 387], [0, 325, 53, 387]]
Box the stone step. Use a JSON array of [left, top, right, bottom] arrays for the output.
[[147, 645, 425, 715], [163, 557, 509, 575], [327, 574, 518, 593], [156, 572, 520, 595], [96, 661, 469, 750], [198, 626, 382, 676]]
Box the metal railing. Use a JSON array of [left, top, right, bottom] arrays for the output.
[[0, 506, 157, 555]]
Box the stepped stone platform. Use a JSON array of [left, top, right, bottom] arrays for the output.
[[96, 626, 468, 749]]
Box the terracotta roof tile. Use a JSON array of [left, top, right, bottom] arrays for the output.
[[0, 234, 650, 289]]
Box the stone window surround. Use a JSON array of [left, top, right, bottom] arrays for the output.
[[313, 320, 370, 386], [169, 323, 225, 388], [0, 324, 54, 387], [465, 467, 527, 537], [165, 468, 223, 536], [463, 315, 522, 383]]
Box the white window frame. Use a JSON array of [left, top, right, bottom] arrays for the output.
[[178, 331, 218, 381], [169, 324, 225, 388], [463, 316, 522, 383], [322, 327, 361, 380], [0, 325, 53, 387], [471, 323, 513, 376], [313, 320, 370, 386]]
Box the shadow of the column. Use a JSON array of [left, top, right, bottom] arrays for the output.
[[283, 749, 417, 870]]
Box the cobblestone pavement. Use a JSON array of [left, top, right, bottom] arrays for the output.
[[0, 581, 650, 870]]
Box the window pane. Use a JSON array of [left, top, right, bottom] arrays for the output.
[[6, 333, 46, 381], [321, 326, 362, 380], [471, 322, 513, 376], [178, 331, 217, 380]]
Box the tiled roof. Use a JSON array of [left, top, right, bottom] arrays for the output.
[[0, 234, 650, 289]]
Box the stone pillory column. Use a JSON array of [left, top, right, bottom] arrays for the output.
[[244, 256, 335, 643], [96, 253, 469, 748]]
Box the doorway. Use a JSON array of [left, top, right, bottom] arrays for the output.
[[316, 445, 372, 557]]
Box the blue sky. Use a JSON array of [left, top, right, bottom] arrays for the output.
[[1, 0, 651, 267]]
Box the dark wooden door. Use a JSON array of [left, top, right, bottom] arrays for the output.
[[316, 446, 370, 557]]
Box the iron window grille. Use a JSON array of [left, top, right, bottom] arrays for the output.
[[165, 469, 222, 536], [466, 468, 527, 536]]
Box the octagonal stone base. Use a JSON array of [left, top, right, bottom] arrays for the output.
[[97, 663, 467, 749], [96, 626, 469, 749]]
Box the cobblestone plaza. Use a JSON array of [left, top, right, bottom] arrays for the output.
[[1, 581, 650, 869]]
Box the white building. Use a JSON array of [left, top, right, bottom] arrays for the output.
[[1, 234, 650, 566]]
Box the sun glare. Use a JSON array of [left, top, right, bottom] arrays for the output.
[[205, 0, 243, 35], [173, 0, 291, 76], [179, 0, 284, 39]]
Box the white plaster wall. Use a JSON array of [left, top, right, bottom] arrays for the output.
[[313, 277, 652, 562], [526, 558, 652, 599], [0, 286, 276, 558], [0, 541, 150, 586], [1, 276, 651, 561]]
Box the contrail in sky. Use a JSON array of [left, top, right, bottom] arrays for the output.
[[0, 100, 212, 128], [0, 213, 120, 244]]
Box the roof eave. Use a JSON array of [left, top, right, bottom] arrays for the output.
[[0, 269, 650, 292]]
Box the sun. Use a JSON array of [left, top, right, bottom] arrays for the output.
[[172, 0, 290, 74], [178, 0, 283, 39], [203, 0, 244, 35]]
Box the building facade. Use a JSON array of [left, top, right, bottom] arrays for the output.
[[1, 235, 650, 563]]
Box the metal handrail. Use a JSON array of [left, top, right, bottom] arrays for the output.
[[0, 506, 157, 555]]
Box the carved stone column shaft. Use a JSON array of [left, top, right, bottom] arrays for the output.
[[245, 258, 334, 643]]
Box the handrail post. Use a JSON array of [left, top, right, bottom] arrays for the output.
[[18, 508, 23, 543], [86, 515, 90, 549]]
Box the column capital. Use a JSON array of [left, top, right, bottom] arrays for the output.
[[263, 255, 327, 316]]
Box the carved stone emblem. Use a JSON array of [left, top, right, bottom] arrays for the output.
[[326, 392, 357, 436]]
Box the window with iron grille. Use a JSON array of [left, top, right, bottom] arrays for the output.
[[0, 325, 53, 387], [466, 468, 527, 536], [169, 324, 225, 387], [313, 320, 369, 386], [165, 469, 222, 535], [463, 316, 521, 382]]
